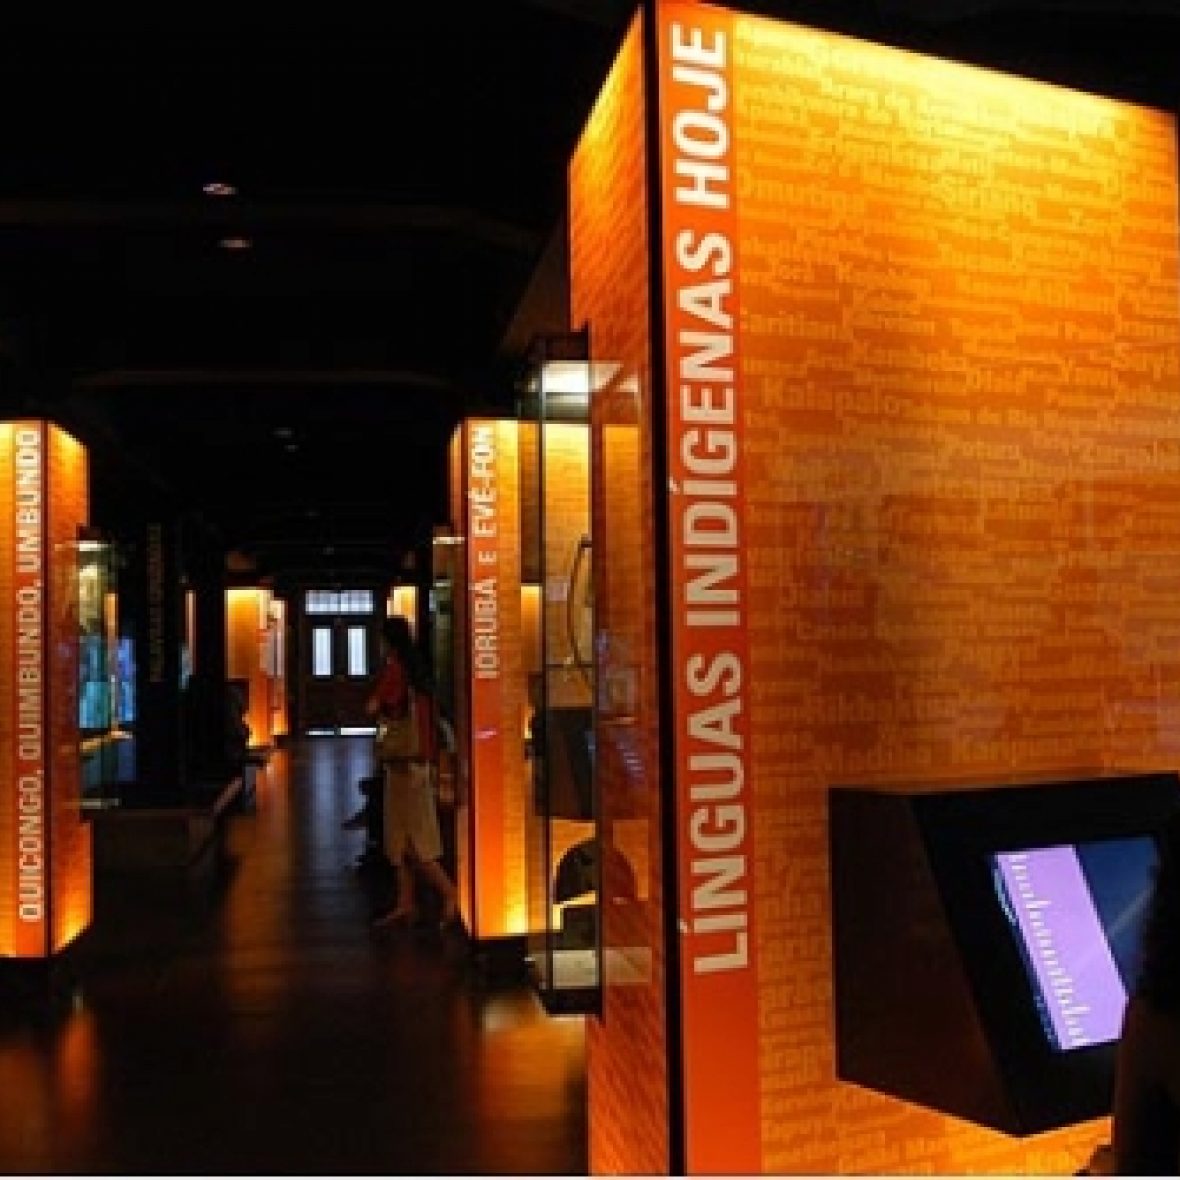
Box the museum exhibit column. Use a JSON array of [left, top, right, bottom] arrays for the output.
[[447, 418, 529, 954], [125, 514, 185, 792], [225, 585, 274, 751], [0, 421, 92, 957], [571, 0, 1180, 1173], [189, 539, 230, 778], [267, 596, 288, 741]]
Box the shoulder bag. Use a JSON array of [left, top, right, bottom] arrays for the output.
[[374, 690, 418, 764]]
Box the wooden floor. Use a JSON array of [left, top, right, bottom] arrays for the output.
[[0, 738, 588, 1175]]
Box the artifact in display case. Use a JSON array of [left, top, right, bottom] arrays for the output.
[[77, 532, 134, 791], [533, 699, 595, 821]]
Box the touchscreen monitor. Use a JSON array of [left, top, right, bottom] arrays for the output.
[[992, 836, 1159, 1052]]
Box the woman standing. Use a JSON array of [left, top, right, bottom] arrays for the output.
[[366, 615, 458, 930]]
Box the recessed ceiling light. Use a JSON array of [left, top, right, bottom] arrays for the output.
[[203, 181, 237, 197], [218, 235, 252, 251], [274, 426, 294, 440]]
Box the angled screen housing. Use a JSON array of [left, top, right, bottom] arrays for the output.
[[830, 770, 1180, 1135]]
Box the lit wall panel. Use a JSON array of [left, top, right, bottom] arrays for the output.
[[0, 421, 92, 959], [269, 597, 288, 740], [651, 1, 1180, 1173], [454, 419, 529, 939], [386, 585, 418, 636], [226, 587, 272, 747]]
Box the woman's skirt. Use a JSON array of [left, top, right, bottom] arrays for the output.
[[382, 762, 442, 864]]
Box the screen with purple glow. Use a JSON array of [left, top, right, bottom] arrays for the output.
[[991, 837, 1158, 1053]]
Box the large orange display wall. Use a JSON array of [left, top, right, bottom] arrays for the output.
[[0, 421, 92, 958], [573, 1, 1180, 1173]]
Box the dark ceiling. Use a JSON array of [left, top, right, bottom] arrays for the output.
[[1, 0, 1177, 586]]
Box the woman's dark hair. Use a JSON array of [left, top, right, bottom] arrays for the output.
[[381, 615, 431, 693], [381, 615, 413, 658], [1136, 810, 1180, 1012]]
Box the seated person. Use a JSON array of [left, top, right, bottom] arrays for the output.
[[225, 681, 250, 766]]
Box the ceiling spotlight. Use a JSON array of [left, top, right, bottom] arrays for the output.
[[218, 235, 252, 250], [274, 426, 294, 440], [203, 181, 237, 197]]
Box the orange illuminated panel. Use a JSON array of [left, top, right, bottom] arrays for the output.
[[465, 419, 528, 938], [47, 425, 91, 953], [0, 421, 92, 959], [104, 590, 119, 727], [520, 584, 542, 696], [184, 588, 196, 677], [226, 587, 271, 747], [270, 597, 288, 739], [1, 422, 50, 957], [649, 1, 1180, 1173], [656, 5, 759, 1171], [387, 585, 418, 636], [571, 11, 671, 1176]]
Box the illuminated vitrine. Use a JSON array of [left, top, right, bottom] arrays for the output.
[[520, 333, 601, 1012], [429, 531, 459, 806], [78, 530, 135, 791]]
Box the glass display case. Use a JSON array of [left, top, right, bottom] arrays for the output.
[[429, 543, 458, 807], [521, 332, 601, 1012], [77, 531, 135, 792]]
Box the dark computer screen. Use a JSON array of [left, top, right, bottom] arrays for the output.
[[991, 836, 1159, 1053]]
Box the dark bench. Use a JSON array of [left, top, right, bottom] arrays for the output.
[[91, 774, 245, 874]]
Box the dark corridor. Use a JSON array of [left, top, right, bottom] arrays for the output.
[[0, 737, 587, 1175]]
